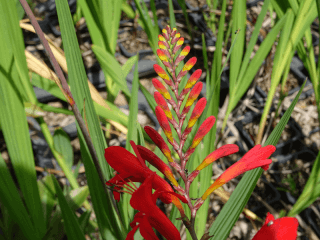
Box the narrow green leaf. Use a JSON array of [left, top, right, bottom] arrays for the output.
[[102, 0, 122, 54], [288, 150, 320, 216], [209, 80, 307, 240], [122, 55, 139, 78], [229, 0, 246, 92], [52, 176, 86, 240], [228, 12, 287, 112], [54, 128, 74, 170], [92, 45, 131, 96], [123, 59, 140, 229], [126, 59, 139, 152], [237, 0, 271, 82], [0, 155, 36, 239], [0, 0, 37, 103], [0, 15, 45, 238], [78, 210, 92, 232], [139, 82, 157, 112], [31, 72, 129, 126], [38, 175, 57, 227], [76, 0, 108, 50], [168, 0, 176, 28]]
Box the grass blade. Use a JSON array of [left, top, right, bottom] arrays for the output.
[[0, 11, 45, 238], [0, 155, 36, 239], [52, 176, 86, 240]]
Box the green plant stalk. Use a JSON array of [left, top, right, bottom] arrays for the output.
[[37, 118, 91, 210]]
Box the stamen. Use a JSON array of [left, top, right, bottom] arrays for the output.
[[127, 178, 138, 191]]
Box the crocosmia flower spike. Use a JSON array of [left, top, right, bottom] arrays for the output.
[[104, 25, 279, 240]]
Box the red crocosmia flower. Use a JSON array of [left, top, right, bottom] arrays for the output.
[[252, 213, 298, 240], [105, 141, 186, 205], [126, 173, 182, 240], [196, 145, 276, 207]]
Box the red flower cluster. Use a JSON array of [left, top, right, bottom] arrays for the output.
[[103, 26, 296, 239], [105, 141, 186, 239], [126, 173, 184, 240]]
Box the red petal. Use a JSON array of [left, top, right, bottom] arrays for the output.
[[252, 213, 298, 240], [139, 216, 159, 240], [104, 146, 147, 175], [126, 224, 140, 240], [130, 174, 155, 212]]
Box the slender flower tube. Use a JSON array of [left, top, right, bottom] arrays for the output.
[[195, 145, 276, 209], [154, 64, 172, 86], [181, 82, 203, 116], [127, 174, 184, 240], [144, 126, 175, 163], [136, 145, 179, 187], [155, 106, 174, 143], [182, 98, 207, 139], [154, 92, 173, 121], [188, 144, 239, 182], [185, 116, 216, 160], [252, 213, 298, 240], [152, 78, 172, 100], [180, 69, 202, 97]]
